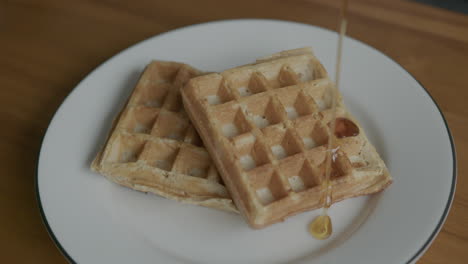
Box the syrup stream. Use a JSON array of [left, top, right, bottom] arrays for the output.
[[309, 0, 349, 240]]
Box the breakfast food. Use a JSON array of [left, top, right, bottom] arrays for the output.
[[181, 47, 392, 228], [91, 61, 237, 212]]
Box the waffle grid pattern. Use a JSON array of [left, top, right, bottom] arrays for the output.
[[202, 66, 356, 205], [93, 61, 235, 211]]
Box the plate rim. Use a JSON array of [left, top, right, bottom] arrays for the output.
[[35, 18, 457, 264]]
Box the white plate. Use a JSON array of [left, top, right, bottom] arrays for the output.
[[37, 19, 456, 264]]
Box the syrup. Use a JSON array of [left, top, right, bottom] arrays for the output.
[[335, 117, 359, 138], [309, 0, 349, 239], [309, 213, 332, 240]]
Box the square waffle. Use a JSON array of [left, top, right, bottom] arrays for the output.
[[181, 48, 392, 228], [91, 61, 237, 212]]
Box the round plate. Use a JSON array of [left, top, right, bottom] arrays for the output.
[[37, 19, 456, 264]]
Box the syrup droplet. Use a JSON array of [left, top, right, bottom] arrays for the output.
[[334, 118, 359, 138], [309, 215, 333, 240]]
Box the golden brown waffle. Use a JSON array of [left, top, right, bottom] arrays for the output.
[[91, 61, 237, 213], [182, 47, 392, 228]]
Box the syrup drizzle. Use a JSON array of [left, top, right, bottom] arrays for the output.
[[309, 0, 349, 240]]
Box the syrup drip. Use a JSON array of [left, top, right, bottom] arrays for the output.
[[309, 0, 349, 240]]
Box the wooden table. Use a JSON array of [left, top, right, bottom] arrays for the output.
[[2, 0, 467, 263]]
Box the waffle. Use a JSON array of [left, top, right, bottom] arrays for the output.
[[91, 61, 237, 213], [181, 47, 392, 228]]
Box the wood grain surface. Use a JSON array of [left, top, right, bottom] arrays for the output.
[[1, 0, 467, 263]]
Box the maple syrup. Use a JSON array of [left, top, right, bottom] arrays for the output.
[[309, 213, 333, 240], [309, 0, 349, 239], [335, 117, 359, 138]]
